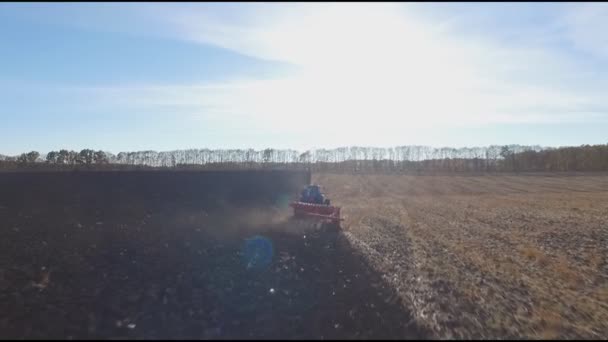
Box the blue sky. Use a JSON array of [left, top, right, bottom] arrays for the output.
[[1, 2, 607, 155]]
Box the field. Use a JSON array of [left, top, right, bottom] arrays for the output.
[[0, 171, 425, 339], [314, 172, 608, 339], [1, 171, 606, 339]]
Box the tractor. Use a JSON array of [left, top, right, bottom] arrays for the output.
[[289, 184, 342, 229]]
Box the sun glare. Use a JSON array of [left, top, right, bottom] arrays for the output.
[[215, 3, 485, 145]]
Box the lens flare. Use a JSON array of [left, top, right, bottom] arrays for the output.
[[242, 235, 274, 271]]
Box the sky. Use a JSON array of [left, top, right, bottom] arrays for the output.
[[1, 2, 607, 155]]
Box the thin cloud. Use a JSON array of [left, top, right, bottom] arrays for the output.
[[18, 3, 607, 147], [87, 4, 608, 125]]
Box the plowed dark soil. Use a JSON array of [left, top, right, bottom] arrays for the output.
[[0, 171, 427, 339]]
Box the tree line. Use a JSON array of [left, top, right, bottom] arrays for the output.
[[1, 149, 110, 166], [1, 144, 607, 173]]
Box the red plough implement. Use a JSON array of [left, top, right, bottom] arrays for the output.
[[289, 201, 342, 225], [289, 184, 343, 229]]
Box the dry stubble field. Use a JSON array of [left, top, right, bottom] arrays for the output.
[[314, 172, 608, 339]]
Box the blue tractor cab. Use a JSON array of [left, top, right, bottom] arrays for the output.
[[299, 184, 330, 205]]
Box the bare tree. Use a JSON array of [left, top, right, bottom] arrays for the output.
[[79, 149, 95, 165], [94, 150, 109, 164], [46, 151, 59, 164]]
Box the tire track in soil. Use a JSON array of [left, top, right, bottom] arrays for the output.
[[478, 175, 532, 194], [516, 174, 605, 193], [455, 175, 507, 194]]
